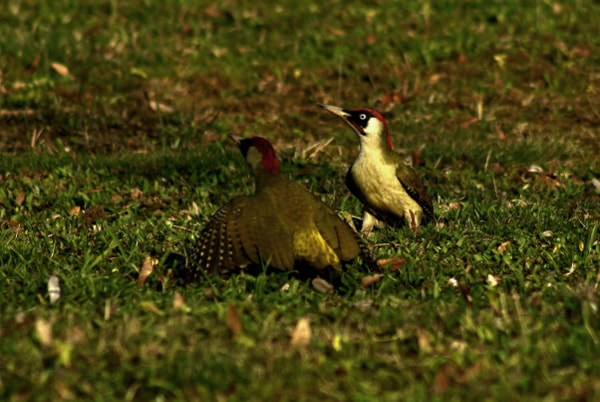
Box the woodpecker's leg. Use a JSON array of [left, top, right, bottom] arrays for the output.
[[407, 209, 421, 232], [339, 211, 359, 233]]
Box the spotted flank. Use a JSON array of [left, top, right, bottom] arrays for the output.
[[188, 204, 238, 280]]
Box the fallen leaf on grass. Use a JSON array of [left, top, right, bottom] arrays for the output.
[[364, 34, 376, 44], [377, 257, 408, 270], [130, 188, 143, 200], [69, 206, 81, 216], [137, 257, 154, 285], [51, 62, 70, 76], [173, 291, 186, 310], [227, 305, 243, 336], [381, 91, 404, 105], [15, 190, 25, 206], [429, 73, 446, 84], [486, 274, 499, 287], [203, 7, 222, 18], [361, 274, 383, 288], [36, 319, 53, 347], [327, 26, 344, 35], [497, 241, 511, 252], [27, 54, 41, 72], [538, 173, 563, 190], [0, 109, 35, 116], [139, 301, 163, 315], [494, 53, 507, 69], [148, 100, 174, 113], [312, 278, 333, 293], [434, 370, 449, 394], [353, 299, 373, 310], [528, 164, 544, 173], [459, 117, 479, 128], [55, 381, 74, 400], [291, 317, 311, 347], [416, 327, 432, 353], [332, 334, 342, 351]]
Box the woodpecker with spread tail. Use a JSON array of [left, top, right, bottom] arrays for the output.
[[318, 104, 434, 234], [187, 135, 373, 280]]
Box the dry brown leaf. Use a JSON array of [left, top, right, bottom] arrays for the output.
[[27, 54, 41, 72], [552, 3, 562, 14], [55, 381, 74, 400], [173, 291, 185, 310], [227, 304, 243, 336], [429, 73, 446, 84], [51, 62, 70, 76], [434, 369, 450, 394], [312, 278, 333, 293], [15, 190, 25, 205], [203, 7, 222, 18], [462, 361, 487, 382], [574, 47, 590, 58], [377, 257, 408, 270], [416, 327, 432, 353], [353, 299, 373, 310], [0, 109, 35, 116], [36, 319, 53, 347], [488, 162, 504, 173], [130, 188, 143, 200], [148, 100, 174, 113], [497, 241, 511, 252], [327, 26, 345, 35], [361, 274, 383, 288], [538, 173, 563, 190], [69, 206, 81, 216], [291, 317, 311, 347], [381, 91, 404, 105], [137, 256, 154, 285], [459, 117, 479, 128]]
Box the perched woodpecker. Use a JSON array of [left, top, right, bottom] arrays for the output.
[[318, 104, 434, 234], [187, 135, 373, 280]]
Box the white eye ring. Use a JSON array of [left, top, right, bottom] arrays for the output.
[[360, 113, 367, 120]]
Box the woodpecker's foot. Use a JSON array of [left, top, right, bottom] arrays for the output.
[[360, 212, 383, 236]]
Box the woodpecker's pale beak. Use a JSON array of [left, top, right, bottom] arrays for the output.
[[317, 103, 350, 119], [229, 134, 249, 157], [228, 133, 243, 145], [318, 103, 363, 136]]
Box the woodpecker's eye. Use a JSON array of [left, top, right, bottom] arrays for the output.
[[359, 113, 367, 120]]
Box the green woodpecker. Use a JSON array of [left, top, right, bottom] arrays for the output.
[[318, 104, 434, 234], [187, 135, 373, 280]]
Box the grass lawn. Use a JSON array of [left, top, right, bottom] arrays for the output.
[[1, 0, 599, 399]]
